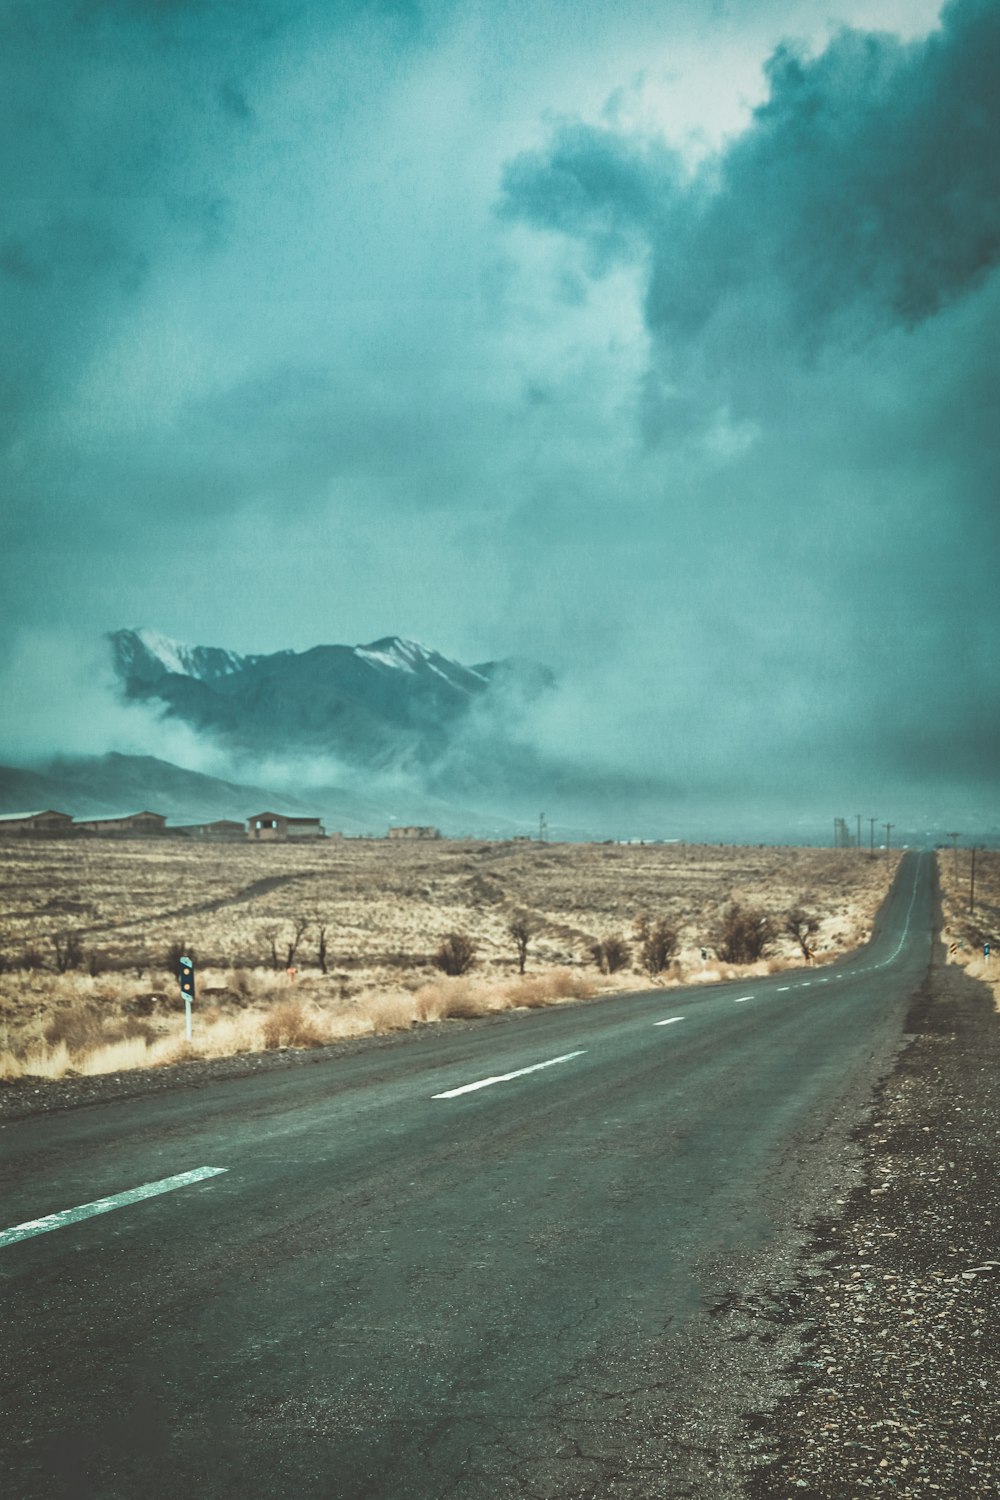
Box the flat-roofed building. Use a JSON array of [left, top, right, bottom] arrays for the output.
[[75, 811, 168, 836], [0, 809, 74, 836], [171, 820, 247, 840], [387, 825, 442, 840]]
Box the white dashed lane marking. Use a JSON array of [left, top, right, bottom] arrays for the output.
[[432, 1050, 587, 1099], [0, 1167, 228, 1250]]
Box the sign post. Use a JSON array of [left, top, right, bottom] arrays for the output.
[[178, 956, 195, 1041]]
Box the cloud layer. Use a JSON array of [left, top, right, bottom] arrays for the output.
[[1, 0, 996, 831]]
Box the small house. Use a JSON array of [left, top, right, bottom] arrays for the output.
[[247, 812, 326, 841], [387, 825, 442, 840]]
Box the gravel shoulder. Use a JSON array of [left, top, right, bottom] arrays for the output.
[[740, 939, 1000, 1498]]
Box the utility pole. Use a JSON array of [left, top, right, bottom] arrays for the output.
[[948, 832, 961, 882], [856, 814, 862, 851], [869, 817, 877, 857], [538, 812, 547, 843], [970, 845, 977, 916], [884, 822, 893, 855]]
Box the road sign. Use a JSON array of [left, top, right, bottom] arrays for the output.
[[178, 956, 195, 1040]]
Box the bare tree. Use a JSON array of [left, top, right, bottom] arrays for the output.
[[434, 932, 477, 976], [314, 916, 330, 975], [508, 915, 533, 975], [261, 925, 281, 972], [52, 930, 84, 974], [786, 908, 819, 960], [285, 915, 310, 969]]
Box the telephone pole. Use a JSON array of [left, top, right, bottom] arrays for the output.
[[947, 832, 961, 882], [869, 817, 877, 857], [856, 814, 862, 851], [884, 822, 893, 855], [538, 812, 547, 843], [970, 845, 977, 916]]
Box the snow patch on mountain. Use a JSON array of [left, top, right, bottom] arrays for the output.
[[112, 628, 251, 684]]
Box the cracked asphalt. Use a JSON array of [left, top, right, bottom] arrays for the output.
[[1, 855, 936, 1498]]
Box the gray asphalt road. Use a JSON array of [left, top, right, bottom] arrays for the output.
[[1, 854, 934, 1499]]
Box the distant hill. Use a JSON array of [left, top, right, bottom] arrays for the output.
[[0, 753, 318, 827], [108, 628, 555, 776], [0, 752, 525, 837]]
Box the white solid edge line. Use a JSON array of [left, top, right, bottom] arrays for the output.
[[654, 1016, 685, 1026], [0, 1166, 228, 1250], [433, 1050, 586, 1099]]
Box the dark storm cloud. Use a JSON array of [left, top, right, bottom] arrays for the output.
[[501, 0, 1000, 351], [0, 0, 259, 450], [498, 124, 682, 273]]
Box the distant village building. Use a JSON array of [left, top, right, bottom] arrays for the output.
[[74, 811, 168, 837], [171, 820, 247, 840], [0, 809, 74, 837], [247, 812, 326, 841], [387, 825, 442, 841]]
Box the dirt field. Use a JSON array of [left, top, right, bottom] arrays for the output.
[[936, 844, 1000, 1011], [0, 837, 901, 1080]]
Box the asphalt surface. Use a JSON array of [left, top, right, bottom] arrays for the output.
[[1, 853, 933, 1499]]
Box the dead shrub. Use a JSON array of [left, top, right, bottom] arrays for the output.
[[52, 931, 84, 973], [433, 931, 477, 976], [43, 1002, 156, 1054], [715, 903, 775, 963], [636, 918, 678, 975], [590, 936, 631, 973], [43, 1002, 103, 1053], [365, 994, 416, 1032], [226, 968, 254, 1001], [261, 999, 326, 1050], [165, 940, 195, 975], [414, 977, 490, 1020]]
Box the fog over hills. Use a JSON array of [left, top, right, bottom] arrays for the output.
[[109, 627, 555, 776], [0, 627, 992, 845]]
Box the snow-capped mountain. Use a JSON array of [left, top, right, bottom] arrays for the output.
[[107, 628, 554, 779], [110, 626, 263, 685]]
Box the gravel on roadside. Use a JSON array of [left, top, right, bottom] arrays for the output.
[[741, 947, 1000, 1499]]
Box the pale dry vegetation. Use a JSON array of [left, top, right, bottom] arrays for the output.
[[936, 846, 1000, 1011], [0, 837, 901, 1081]]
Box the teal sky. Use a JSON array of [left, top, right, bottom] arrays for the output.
[[1, 0, 996, 827]]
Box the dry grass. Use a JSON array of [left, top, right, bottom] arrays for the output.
[[936, 847, 1000, 1012], [0, 837, 901, 1082]]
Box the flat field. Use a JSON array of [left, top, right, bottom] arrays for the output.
[[0, 837, 901, 1079]]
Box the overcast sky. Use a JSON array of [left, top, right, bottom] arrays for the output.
[[1, 0, 997, 827]]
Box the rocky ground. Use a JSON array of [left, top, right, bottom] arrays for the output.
[[740, 943, 1000, 1498]]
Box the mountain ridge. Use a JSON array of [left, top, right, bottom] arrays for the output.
[[108, 627, 555, 779]]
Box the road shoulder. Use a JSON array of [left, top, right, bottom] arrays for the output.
[[739, 942, 1000, 1498]]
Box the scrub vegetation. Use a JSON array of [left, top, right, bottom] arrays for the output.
[[936, 846, 1000, 1011], [0, 837, 901, 1082]]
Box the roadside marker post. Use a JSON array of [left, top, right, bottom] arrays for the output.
[[178, 956, 195, 1041]]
